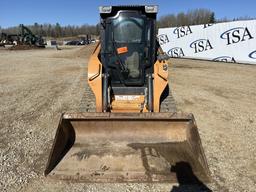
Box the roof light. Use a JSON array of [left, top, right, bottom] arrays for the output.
[[99, 6, 112, 14], [145, 5, 158, 13]]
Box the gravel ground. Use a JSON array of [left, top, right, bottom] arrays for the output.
[[0, 46, 255, 191]]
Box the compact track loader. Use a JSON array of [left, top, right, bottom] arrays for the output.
[[45, 5, 211, 182]]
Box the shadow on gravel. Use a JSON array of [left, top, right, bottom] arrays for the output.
[[160, 84, 169, 104], [170, 162, 212, 192]]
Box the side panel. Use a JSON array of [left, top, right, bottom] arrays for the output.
[[88, 43, 102, 112], [153, 60, 168, 112]]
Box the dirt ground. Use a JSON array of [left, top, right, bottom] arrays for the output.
[[0, 45, 255, 192]]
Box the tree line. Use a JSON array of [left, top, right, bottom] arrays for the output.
[[0, 8, 255, 38], [157, 8, 215, 28], [157, 9, 255, 28], [0, 23, 100, 38]]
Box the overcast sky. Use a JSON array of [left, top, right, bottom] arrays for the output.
[[1, 0, 255, 28]]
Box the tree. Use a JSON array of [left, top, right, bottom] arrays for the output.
[[177, 12, 188, 26], [210, 12, 215, 23], [39, 24, 44, 36], [46, 24, 52, 37], [55, 23, 62, 38], [33, 22, 39, 34]]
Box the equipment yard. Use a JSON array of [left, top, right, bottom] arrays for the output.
[[0, 45, 256, 191]]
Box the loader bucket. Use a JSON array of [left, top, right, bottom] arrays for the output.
[[45, 112, 211, 183]]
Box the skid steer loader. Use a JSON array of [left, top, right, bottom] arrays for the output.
[[45, 5, 211, 182]]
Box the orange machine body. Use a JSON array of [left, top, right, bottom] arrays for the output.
[[88, 43, 168, 113]]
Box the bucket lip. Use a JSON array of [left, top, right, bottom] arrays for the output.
[[61, 112, 195, 121]]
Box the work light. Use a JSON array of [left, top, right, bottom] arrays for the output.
[[99, 6, 112, 13], [145, 5, 158, 13]]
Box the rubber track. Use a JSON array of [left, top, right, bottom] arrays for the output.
[[160, 87, 177, 113], [80, 69, 96, 112]]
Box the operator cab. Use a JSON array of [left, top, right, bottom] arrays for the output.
[[99, 5, 158, 86]]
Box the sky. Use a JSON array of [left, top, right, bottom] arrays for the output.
[[1, 0, 256, 28]]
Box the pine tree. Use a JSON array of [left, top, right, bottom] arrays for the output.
[[55, 23, 62, 38], [210, 12, 215, 23]]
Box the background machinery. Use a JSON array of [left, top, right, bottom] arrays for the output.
[[45, 5, 211, 183], [19, 24, 45, 47], [0, 24, 45, 48]]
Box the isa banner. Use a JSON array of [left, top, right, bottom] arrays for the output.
[[158, 20, 256, 64]]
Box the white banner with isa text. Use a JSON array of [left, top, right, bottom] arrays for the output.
[[158, 20, 256, 64]]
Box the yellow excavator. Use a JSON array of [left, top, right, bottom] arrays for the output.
[[45, 5, 211, 182]]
